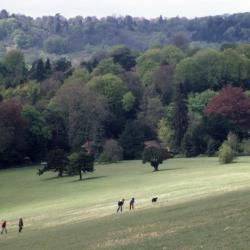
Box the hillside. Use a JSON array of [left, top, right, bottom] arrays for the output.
[[1, 9, 250, 62], [1, 157, 250, 249]]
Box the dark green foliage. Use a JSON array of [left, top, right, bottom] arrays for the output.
[[91, 58, 124, 76], [2, 50, 26, 87], [203, 115, 231, 144], [0, 100, 25, 168], [68, 151, 95, 180], [119, 121, 155, 160], [1, 12, 250, 59], [142, 145, 170, 171], [45, 58, 52, 73], [206, 138, 221, 156], [171, 84, 188, 153], [98, 139, 123, 163], [110, 46, 136, 71], [45, 109, 69, 151], [54, 58, 72, 72], [22, 106, 51, 161], [240, 139, 250, 156], [1, 34, 250, 169], [35, 59, 45, 81], [182, 124, 207, 157], [29, 59, 46, 81], [38, 148, 68, 177]]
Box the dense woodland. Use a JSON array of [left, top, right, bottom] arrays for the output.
[[1, 41, 250, 169], [1, 10, 250, 62], [1, 9, 250, 170]]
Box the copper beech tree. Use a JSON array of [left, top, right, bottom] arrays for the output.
[[204, 85, 250, 130]]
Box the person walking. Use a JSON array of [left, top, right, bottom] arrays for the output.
[[1, 221, 7, 234], [18, 218, 24, 233], [129, 197, 135, 210], [117, 198, 125, 213]]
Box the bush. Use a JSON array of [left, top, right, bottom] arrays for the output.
[[98, 139, 123, 163], [218, 142, 236, 164], [240, 139, 250, 155]]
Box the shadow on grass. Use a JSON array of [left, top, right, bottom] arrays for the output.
[[157, 167, 184, 172], [40, 175, 72, 181], [70, 175, 107, 183]]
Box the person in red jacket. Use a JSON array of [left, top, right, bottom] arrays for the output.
[[1, 221, 7, 234]]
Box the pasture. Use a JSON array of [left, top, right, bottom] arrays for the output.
[[1, 157, 250, 249]]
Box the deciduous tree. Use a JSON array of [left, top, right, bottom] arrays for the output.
[[204, 85, 250, 130]]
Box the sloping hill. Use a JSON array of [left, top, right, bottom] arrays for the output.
[[1, 157, 250, 249]]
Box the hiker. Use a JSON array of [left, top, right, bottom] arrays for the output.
[[117, 198, 125, 213], [18, 218, 23, 233], [129, 197, 135, 210], [1, 221, 7, 234]]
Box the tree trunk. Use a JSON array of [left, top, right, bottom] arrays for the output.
[[152, 162, 159, 171], [79, 169, 82, 180], [58, 169, 63, 177]]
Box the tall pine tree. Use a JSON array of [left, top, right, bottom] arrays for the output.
[[36, 59, 45, 81], [171, 83, 188, 153], [45, 58, 52, 74]]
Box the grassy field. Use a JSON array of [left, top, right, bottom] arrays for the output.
[[1, 157, 250, 249]]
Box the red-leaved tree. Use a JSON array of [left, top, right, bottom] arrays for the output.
[[204, 85, 250, 130]]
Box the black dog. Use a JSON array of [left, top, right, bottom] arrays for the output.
[[152, 197, 158, 203]]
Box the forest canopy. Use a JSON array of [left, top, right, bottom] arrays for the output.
[[1, 8, 250, 168], [1, 10, 250, 62]]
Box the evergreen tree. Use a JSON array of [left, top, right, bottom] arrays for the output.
[[36, 59, 45, 81], [38, 148, 68, 177], [171, 83, 188, 153], [45, 58, 52, 74]]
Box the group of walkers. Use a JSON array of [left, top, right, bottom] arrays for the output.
[[1, 218, 23, 235], [1, 198, 147, 235], [117, 197, 135, 213]]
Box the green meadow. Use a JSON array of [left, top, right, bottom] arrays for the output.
[[1, 157, 250, 249]]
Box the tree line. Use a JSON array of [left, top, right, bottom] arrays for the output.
[[1, 43, 250, 169], [1, 9, 250, 61]]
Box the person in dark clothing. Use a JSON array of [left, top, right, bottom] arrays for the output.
[[18, 218, 23, 233], [1, 221, 7, 234], [117, 198, 125, 213], [129, 197, 135, 210]]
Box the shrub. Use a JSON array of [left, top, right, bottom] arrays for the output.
[[240, 139, 250, 156], [218, 142, 235, 164], [98, 139, 123, 163]]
